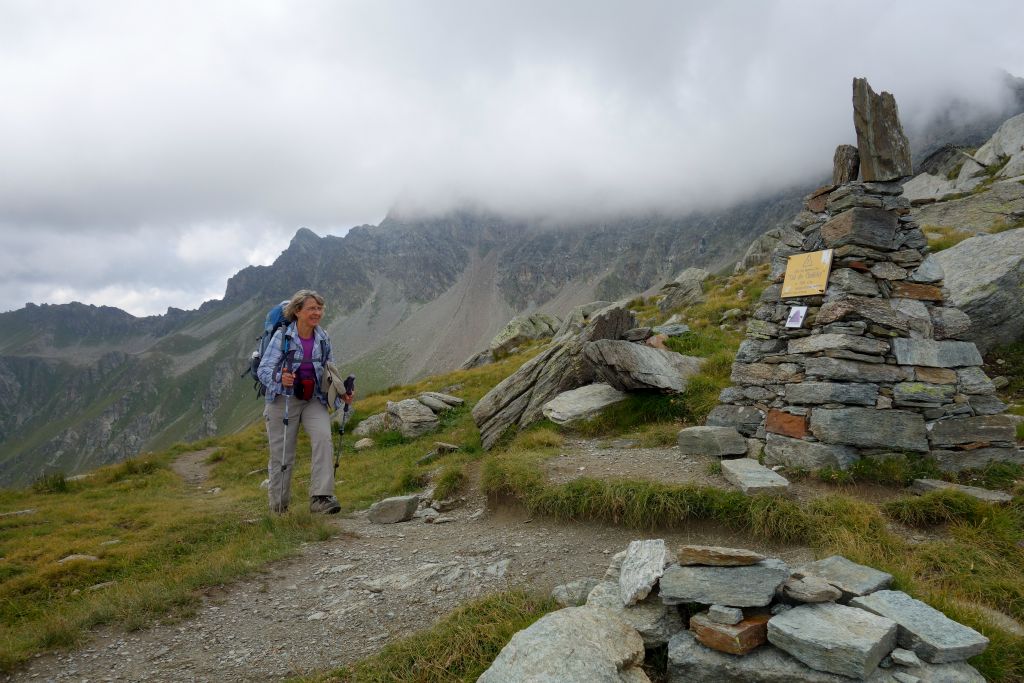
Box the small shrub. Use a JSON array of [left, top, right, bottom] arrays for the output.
[[32, 471, 70, 494]]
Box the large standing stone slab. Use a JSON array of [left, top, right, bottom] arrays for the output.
[[850, 590, 989, 664], [677, 426, 747, 456], [676, 545, 765, 567], [764, 433, 860, 470], [927, 415, 1016, 448], [796, 555, 893, 602], [585, 340, 702, 393], [668, 630, 985, 683], [821, 207, 898, 251], [541, 383, 629, 425], [810, 408, 928, 452], [910, 478, 1012, 504], [478, 606, 649, 683], [619, 539, 674, 606], [367, 494, 421, 524], [768, 602, 897, 679], [785, 382, 879, 406], [660, 559, 790, 607], [892, 339, 983, 368], [721, 458, 791, 495], [853, 77, 913, 181], [386, 399, 440, 438], [690, 611, 769, 655], [586, 581, 683, 647]]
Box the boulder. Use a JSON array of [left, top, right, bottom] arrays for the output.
[[619, 539, 674, 606], [552, 301, 614, 343], [850, 590, 989, 664], [586, 581, 683, 647], [477, 606, 649, 683], [677, 426, 747, 457], [585, 340, 702, 393], [852, 77, 913, 181], [833, 144, 860, 185], [795, 555, 892, 602], [659, 268, 710, 312], [721, 458, 791, 495], [367, 495, 420, 524], [352, 412, 389, 437], [974, 112, 1024, 166], [676, 545, 766, 567], [809, 408, 929, 452], [909, 479, 1012, 504], [764, 433, 860, 471], [933, 229, 1024, 353], [473, 305, 634, 449], [542, 383, 629, 425], [767, 602, 898, 679], [489, 313, 562, 355], [660, 559, 790, 607], [386, 399, 440, 438]]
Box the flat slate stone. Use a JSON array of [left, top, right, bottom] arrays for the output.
[[910, 479, 1012, 504], [815, 295, 909, 333], [676, 545, 766, 567], [767, 602, 897, 679], [668, 630, 985, 683], [804, 357, 907, 383], [764, 433, 860, 470], [619, 539, 673, 606], [660, 558, 790, 607], [810, 408, 928, 452], [677, 426, 747, 456], [706, 405, 766, 437], [827, 268, 881, 297], [796, 555, 892, 602], [690, 611, 770, 655], [850, 590, 989, 664], [931, 447, 1024, 473], [785, 382, 879, 406], [893, 382, 957, 407], [892, 339, 982, 369], [788, 334, 889, 356], [721, 458, 791, 495], [731, 362, 804, 387], [820, 207, 898, 251], [781, 576, 843, 604], [927, 415, 1016, 448], [708, 604, 744, 624], [541, 383, 629, 425]]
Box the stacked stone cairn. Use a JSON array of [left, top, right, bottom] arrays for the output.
[[481, 539, 988, 681], [679, 77, 1021, 482]]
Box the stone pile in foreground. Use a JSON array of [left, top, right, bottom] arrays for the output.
[[481, 540, 987, 682]]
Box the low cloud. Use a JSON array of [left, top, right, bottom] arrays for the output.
[[1, 0, 1022, 314]]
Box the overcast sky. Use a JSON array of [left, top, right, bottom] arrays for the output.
[[1, 1, 1022, 316]]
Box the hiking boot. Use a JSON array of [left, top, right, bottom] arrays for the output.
[[310, 495, 341, 515]]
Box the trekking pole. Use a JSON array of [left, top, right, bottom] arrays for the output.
[[334, 375, 356, 475]]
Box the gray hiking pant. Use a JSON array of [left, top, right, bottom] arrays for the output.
[[264, 395, 334, 511]]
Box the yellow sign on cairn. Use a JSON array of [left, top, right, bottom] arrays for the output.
[[781, 249, 834, 298]]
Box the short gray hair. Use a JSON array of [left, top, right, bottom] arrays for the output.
[[284, 289, 325, 321]]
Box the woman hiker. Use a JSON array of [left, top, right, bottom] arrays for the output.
[[257, 289, 353, 514]]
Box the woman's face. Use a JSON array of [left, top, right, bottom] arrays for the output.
[[296, 297, 324, 329]]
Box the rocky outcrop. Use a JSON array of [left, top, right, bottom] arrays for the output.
[[853, 77, 913, 181], [934, 228, 1024, 353], [658, 268, 709, 312], [386, 400, 440, 438], [488, 313, 562, 356]]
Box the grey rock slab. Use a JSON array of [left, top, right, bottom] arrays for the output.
[[796, 555, 893, 601], [781, 576, 843, 604], [668, 630, 984, 682], [892, 339, 983, 369], [586, 340, 702, 393], [891, 648, 923, 667], [478, 606, 649, 683], [708, 605, 744, 625], [850, 590, 989, 664], [417, 394, 452, 413], [367, 495, 421, 524], [659, 267, 710, 312], [604, 550, 627, 581], [804, 357, 908, 384], [930, 447, 1024, 473], [853, 77, 913, 181], [652, 323, 690, 337], [870, 262, 909, 280], [721, 458, 791, 495], [488, 313, 561, 355], [706, 405, 766, 437], [788, 334, 890, 356], [552, 300, 614, 343], [933, 229, 1024, 354], [827, 268, 882, 297], [968, 394, 1007, 415], [421, 391, 464, 406], [587, 581, 684, 647], [910, 479, 1012, 504], [730, 362, 804, 387], [975, 112, 1024, 165], [816, 295, 910, 333], [930, 308, 972, 341], [767, 602, 897, 679], [955, 367, 995, 395], [660, 558, 790, 607], [893, 382, 957, 408], [910, 256, 945, 284], [619, 539, 674, 606], [386, 399, 440, 438], [927, 415, 1016, 448], [810, 408, 929, 452], [785, 382, 879, 406], [834, 144, 861, 185], [541, 383, 629, 425], [676, 545, 766, 567], [821, 207, 899, 250], [677, 426, 747, 457], [764, 433, 860, 470], [551, 578, 600, 607]]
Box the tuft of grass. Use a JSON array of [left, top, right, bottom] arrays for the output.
[[925, 225, 974, 252], [818, 454, 943, 488], [883, 490, 985, 527], [31, 471, 71, 494], [308, 590, 557, 683], [433, 464, 468, 500]]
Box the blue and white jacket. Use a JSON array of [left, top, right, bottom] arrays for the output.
[[256, 322, 340, 408]]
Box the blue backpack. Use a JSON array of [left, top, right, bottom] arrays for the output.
[[242, 300, 291, 397]]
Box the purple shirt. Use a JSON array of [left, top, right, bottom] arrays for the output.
[[297, 334, 316, 384]]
